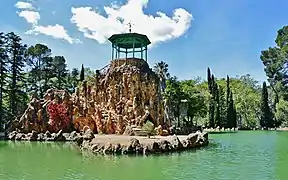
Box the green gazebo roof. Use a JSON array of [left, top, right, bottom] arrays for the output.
[[108, 33, 151, 49]]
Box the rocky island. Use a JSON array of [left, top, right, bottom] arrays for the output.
[[5, 31, 209, 156]]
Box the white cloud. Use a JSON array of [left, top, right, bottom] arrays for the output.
[[70, 0, 192, 45], [18, 10, 40, 25], [15, 2, 78, 44], [27, 24, 80, 44], [15, 1, 34, 10]]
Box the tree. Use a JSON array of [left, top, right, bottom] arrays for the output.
[[5, 32, 28, 119], [26, 44, 52, 97], [51, 56, 68, 90], [207, 68, 215, 128], [80, 64, 85, 82], [67, 68, 79, 93], [275, 98, 288, 127], [163, 76, 183, 127], [260, 82, 274, 128], [180, 79, 207, 126], [153, 61, 170, 93], [0, 32, 8, 129]]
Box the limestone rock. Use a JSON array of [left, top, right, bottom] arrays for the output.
[[7, 58, 169, 136], [82, 129, 94, 141]]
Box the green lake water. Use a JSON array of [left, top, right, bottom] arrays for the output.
[[1, 131, 288, 180]]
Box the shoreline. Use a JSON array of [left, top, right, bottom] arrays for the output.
[[4, 130, 209, 156]]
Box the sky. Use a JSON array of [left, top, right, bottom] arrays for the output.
[[1, 0, 288, 82]]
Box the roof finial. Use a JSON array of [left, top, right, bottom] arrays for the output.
[[127, 22, 134, 33]]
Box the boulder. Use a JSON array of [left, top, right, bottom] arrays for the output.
[[26, 131, 38, 141], [159, 140, 171, 152], [82, 129, 94, 141], [103, 143, 113, 155], [170, 135, 183, 150], [7, 131, 17, 140], [37, 133, 45, 141], [15, 133, 24, 141], [54, 130, 66, 141]]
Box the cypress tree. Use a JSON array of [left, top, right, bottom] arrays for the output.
[[229, 92, 237, 128], [260, 82, 274, 128], [80, 64, 85, 82], [214, 83, 221, 127], [218, 86, 226, 128], [207, 68, 215, 128], [226, 75, 231, 128]]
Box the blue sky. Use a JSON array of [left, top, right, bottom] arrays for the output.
[[1, 0, 288, 82]]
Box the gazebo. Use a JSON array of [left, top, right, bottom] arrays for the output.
[[108, 31, 151, 61]]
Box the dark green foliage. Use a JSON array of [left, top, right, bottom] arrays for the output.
[[5, 32, 28, 120], [0, 31, 82, 125], [67, 68, 79, 93], [260, 82, 274, 128], [207, 69, 237, 128], [80, 64, 85, 82], [153, 61, 170, 93], [207, 68, 215, 128], [51, 56, 68, 89], [26, 43, 52, 97], [260, 25, 288, 128], [0, 32, 8, 129]]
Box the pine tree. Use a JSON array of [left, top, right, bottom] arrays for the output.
[[80, 64, 85, 82], [67, 68, 79, 93], [51, 56, 68, 89], [260, 82, 274, 128], [0, 33, 8, 129], [5, 32, 28, 118], [26, 44, 52, 97]]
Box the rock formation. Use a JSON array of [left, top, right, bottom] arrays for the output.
[[7, 58, 166, 135]]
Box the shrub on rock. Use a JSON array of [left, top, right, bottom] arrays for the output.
[[47, 102, 71, 132]]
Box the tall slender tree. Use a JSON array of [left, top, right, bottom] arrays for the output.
[[260, 82, 274, 128], [80, 64, 85, 82]]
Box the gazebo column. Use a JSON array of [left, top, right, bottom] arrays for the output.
[[132, 38, 135, 58], [145, 46, 148, 62], [117, 46, 120, 58], [111, 44, 114, 60], [141, 46, 143, 59]]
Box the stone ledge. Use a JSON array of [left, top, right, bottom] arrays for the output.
[[79, 131, 209, 156]]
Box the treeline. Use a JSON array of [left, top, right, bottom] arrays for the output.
[[0, 32, 86, 130], [207, 68, 236, 129], [154, 61, 263, 129], [259, 25, 288, 129]]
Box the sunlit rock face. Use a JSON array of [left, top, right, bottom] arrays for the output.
[[73, 58, 164, 134], [9, 58, 165, 135], [7, 89, 73, 133]]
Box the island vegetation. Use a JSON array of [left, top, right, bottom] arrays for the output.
[[0, 25, 288, 133]]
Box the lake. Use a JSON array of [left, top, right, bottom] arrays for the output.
[[0, 131, 288, 180]]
